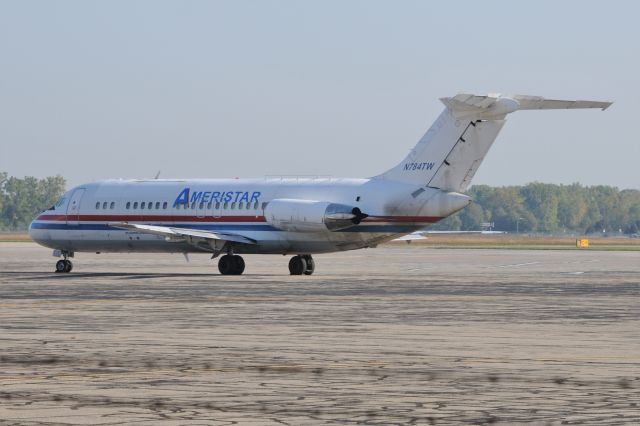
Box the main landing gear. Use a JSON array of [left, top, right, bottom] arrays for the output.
[[217, 253, 315, 275], [218, 254, 245, 275], [288, 255, 315, 275]]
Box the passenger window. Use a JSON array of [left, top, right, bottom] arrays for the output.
[[155, 202, 160, 209], [133, 202, 138, 209], [238, 202, 244, 209], [163, 202, 167, 209], [215, 202, 220, 209], [246, 202, 251, 210], [96, 202, 100, 209], [231, 202, 236, 209], [126, 202, 131, 209], [141, 202, 146, 209], [110, 202, 115, 209], [207, 201, 212, 209], [190, 202, 196, 209], [102, 202, 108, 209], [223, 202, 228, 209], [262, 202, 268, 210], [199, 202, 204, 209], [253, 201, 258, 209]]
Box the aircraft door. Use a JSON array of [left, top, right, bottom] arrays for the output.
[[66, 188, 86, 225]]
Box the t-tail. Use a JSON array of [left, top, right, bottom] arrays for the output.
[[376, 94, 612, 192]]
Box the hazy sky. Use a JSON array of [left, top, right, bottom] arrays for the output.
[[1, 1, 638, 189]]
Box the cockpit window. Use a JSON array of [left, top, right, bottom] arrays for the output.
[[47, 196, 66, 211]]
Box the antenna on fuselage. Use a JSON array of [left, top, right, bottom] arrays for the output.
[[154, 170, 161, 179]]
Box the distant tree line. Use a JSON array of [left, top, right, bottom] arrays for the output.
[[433, 183, 640, 235], [0, 172, 66, 231]]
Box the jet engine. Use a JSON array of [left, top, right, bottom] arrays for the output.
[[264, 199, 368, 232]]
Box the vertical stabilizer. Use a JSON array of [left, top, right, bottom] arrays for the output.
[[376, 93, 611, 192], [376, 106, 501, 192]]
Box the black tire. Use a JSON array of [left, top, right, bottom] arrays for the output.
[[55, 259, 66, 273], [232, 255, 245, 275], [218, 255, 234, 275], [303, 256, 315, 275], [64, 260, 73, 273], [288, 255, 307, 275]]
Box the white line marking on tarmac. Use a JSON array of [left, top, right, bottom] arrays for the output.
[[488, 262, 541, 269], [407, 266, 435, 272]]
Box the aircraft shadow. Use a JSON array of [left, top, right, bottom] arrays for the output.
[[2, 271, 280, 280]]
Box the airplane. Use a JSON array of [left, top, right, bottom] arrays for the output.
[[28, 93, 611, 275]]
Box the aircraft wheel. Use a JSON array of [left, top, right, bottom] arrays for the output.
[[64, 260, 73, 273], [231, 255, 245, 275], [303, 255, 315, 275], [218, 255, 234, 275], [55, 259, 67, 273], [288, 255, 307, 275]]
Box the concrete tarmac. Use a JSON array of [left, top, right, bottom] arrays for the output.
[[0, 242, 639, 425]]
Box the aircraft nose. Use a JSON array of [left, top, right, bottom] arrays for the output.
[[28, 217, 38, 240], [28, 214, 49, 245]]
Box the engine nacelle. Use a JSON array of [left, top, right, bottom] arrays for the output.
[[264, 199, 367, 232]]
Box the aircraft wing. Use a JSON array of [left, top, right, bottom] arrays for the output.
[[108, 222, 256, 247], [393, 229, 507, 242], [423, 230, 505, 235], [392, 232, 428, 242]]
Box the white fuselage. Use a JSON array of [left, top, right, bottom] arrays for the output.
[[28, 177, 469, 255]]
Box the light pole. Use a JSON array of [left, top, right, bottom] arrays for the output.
[[516, 217, 523, 234]]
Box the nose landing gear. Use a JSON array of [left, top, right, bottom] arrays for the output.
[[55, 259, 73, 273], [54, 250, 74, 273], [289, 255, 315, 275]]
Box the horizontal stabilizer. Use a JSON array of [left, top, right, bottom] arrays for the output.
[[441, 93, 612, 118]]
